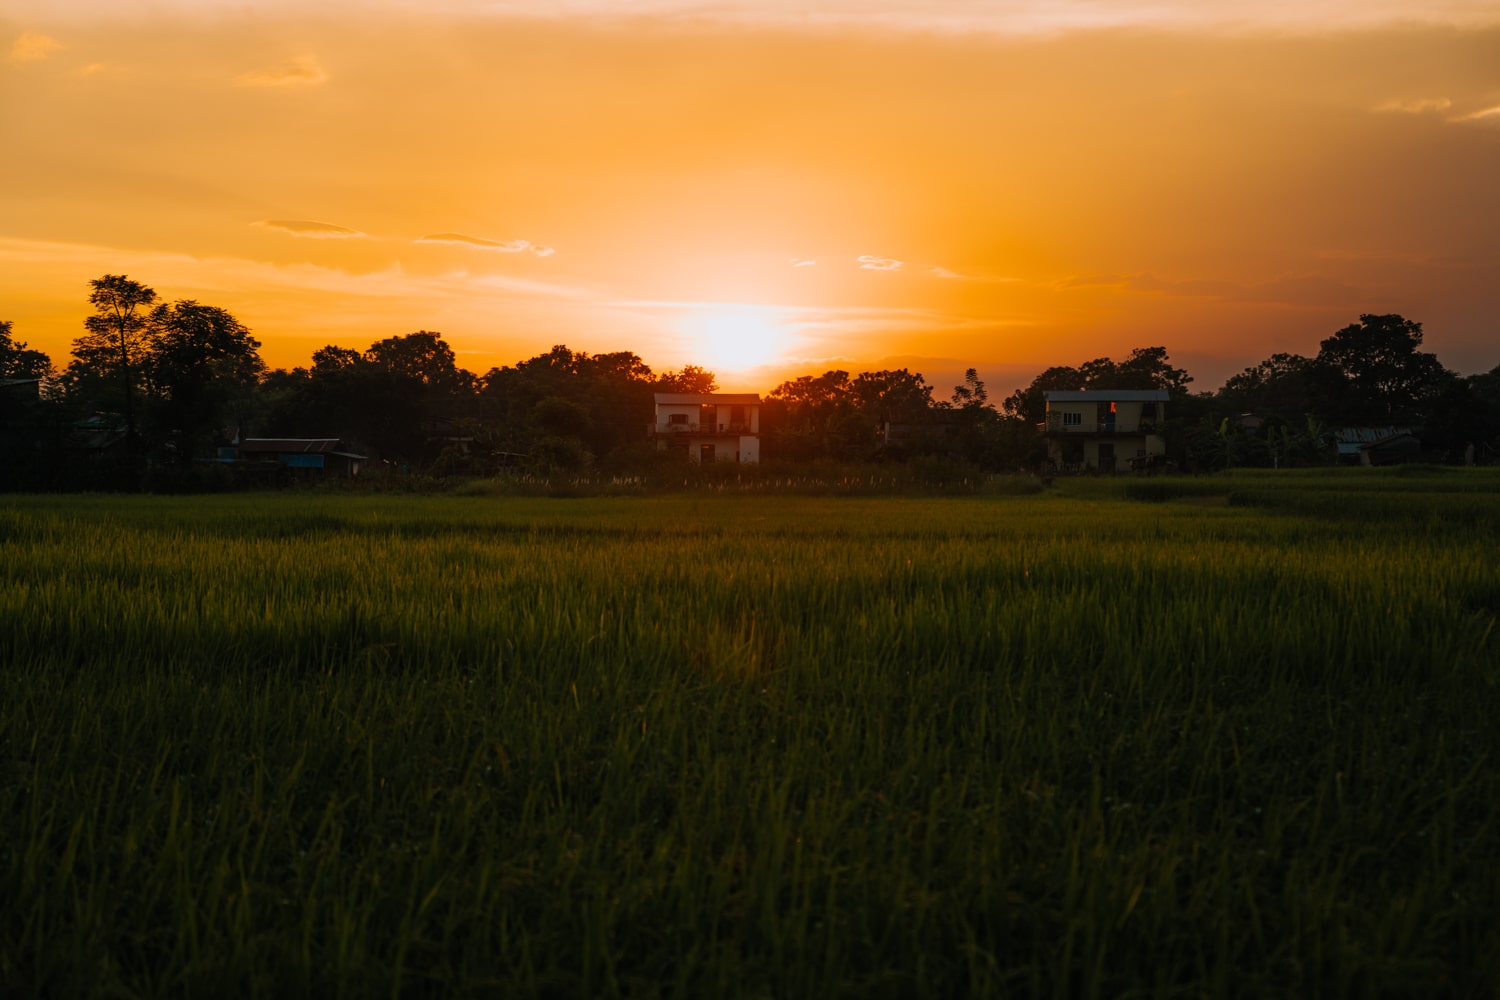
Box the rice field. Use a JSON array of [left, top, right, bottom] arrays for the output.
[[2, 469, 1498, 997]]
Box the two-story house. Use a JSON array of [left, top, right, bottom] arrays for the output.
[[1043, 389, 1168, 473], [650, 392, 761, 463]]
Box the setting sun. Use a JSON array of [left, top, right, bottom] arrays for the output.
[[676, 306, 792, 376]]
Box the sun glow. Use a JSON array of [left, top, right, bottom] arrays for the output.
[[677, 306, 790, 375]]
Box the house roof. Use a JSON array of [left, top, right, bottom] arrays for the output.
[[1043, 390, 1170, 402], [239, 438, 341, 454], [1333, 427, 1416, 456], [1334, 427, 1411, 445], [654, 392, 761, 405]]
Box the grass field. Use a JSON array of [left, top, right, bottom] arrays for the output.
[[3, 469, 1498, 997]]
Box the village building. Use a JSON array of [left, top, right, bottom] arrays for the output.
[[233, 438, 367, 477], [649, 392, 761, 463], [1043, 389, 1169, 473], [1333, 427, 1422, 466]]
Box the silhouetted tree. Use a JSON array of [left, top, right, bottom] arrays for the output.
[[1115, 346, 1194, 395], [477, 345, 680, 467], [1003, 365, 1084, 424], [949, 368, 989, 408], [0, 320, 53, 380], [1463, 364, 1500, 461], [365, 331, 466, 391], [65, 275, 158, 450], [0, 320, 65, 490], [765, 370, 864, 460], [528, 396, 592, 469], [656, 365, 717, 393], [312, 345, 363, 375], [1219, 353, 1315, 424], [1309, 314, 1454, 426], [850, 369, 934, 426], [144, 301, 265, 462], [257, 347, 366, 444]]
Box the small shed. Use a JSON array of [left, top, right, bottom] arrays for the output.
[[237, 438, 367, 477], [1334, 428, 1419, 466]]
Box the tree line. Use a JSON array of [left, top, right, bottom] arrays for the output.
[[3, 274, 1499, 489]]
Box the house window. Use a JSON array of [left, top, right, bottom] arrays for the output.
[[1062, 411, 1082, 426], [667, 413, 689, 425]]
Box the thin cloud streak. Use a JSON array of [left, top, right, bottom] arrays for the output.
[[255, 220, 365, 239], [418, 233, 556, 255], [1374, 97, 1452, 114], [0, 236, 591, 302], [1452, 104, 1500, 123], [235, 55, 327, 88]]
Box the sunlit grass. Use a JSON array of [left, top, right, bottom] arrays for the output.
[[2, 472, 1498, 996]]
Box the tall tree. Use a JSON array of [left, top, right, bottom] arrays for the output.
[[1219, 353, 1315, 424], [851, 369, 934, 425], [68, 275, 158, 444], [350, 332, 474, 460], [1310, 314, 1453, 426], [479, 345, 668, 464], [949, 368, 989, 408], [364, 330, 464, 390], [1115, 346, 1193, 395], [765, 370, 863, 460], [144, 300, 265, 461], [311, 345, 363, 376]]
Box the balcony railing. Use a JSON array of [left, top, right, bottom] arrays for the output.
[[1044, 415, 1159, 434], [648, 422, 758, 436]]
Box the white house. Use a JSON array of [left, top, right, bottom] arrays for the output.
[[1043, 389, 1168, 472], [650, 392, 761, 463]]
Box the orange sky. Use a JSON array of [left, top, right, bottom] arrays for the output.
[[4, 2, 1498, 393]]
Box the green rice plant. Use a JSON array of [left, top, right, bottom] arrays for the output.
[[1, 473, 1498, 997]]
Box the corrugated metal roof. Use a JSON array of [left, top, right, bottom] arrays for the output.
[[1043, 390, 1170, 402], [1334, 427, 1411, 444], [239, 438, 341, 454], [654, 393, 761, 405]]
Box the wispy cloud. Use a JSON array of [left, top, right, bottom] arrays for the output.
[[927, 267, 1024, 284], [1374, 97, 1452, 114], [0, 235, 595, 310], [235, 55, 327, 88], [11, 32, 63, 62], [790, 258, 818, 267], [1452, 104, 1500, 124], [418, 233, 556, 256], [254, 219, 365, 239], [857, 255, 903, 271]]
